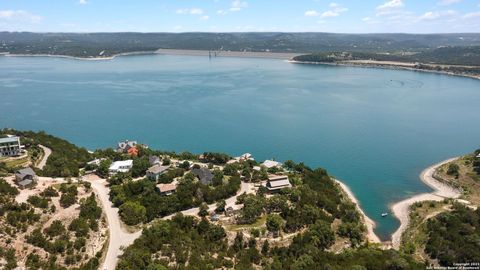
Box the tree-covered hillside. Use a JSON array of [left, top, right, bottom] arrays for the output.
[[1, 32, 480, 58]]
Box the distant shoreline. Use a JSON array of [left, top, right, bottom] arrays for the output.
[[155, 49, 302, 59], [390, 157, 461, 250], [0, 49, 301, 61], [3, 50, 479, 82], [0, 51, 157, 61], [289, 60, 480, 81]]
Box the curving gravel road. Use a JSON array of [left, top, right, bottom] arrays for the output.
[[36, 144, 52, 170]]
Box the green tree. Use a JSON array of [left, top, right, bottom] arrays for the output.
[[266, 214, 284, 236], [119, 201, 147, 225], [198, 202, 209, 217]]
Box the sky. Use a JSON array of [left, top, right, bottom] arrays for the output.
[[0, 0, 479, 33]]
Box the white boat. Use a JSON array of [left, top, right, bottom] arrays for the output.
[[381, 213, 388, 217]]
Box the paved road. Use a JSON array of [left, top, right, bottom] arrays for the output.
[[36, 145, 51, 170], [87, 178, 142, 270]]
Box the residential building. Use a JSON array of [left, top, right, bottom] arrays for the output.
[[116, 140, 137, 153], [156, 183, 177, 196], [87, 158, 106, 166], [192, 168, 214, 185], [146, 164, 170, 181], [14, 167, 37, 189], [149, 155, 161, 165], [109, 160, 133, 175], [0, 136, 21, 157], [227, 153, 255, 164], [262, 160, 282, 169], [265, 175, 291, 192], [127, 147, 138, 157]]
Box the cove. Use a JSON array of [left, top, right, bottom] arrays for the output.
[[1, 54, 479, 240]]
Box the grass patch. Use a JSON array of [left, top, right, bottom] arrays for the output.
[[226, 214, 267, 231]]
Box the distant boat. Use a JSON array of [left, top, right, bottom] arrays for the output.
[[381, 213, 388, 217]]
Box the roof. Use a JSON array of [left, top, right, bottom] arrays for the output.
[[15, 167, 36, 178], [262, 160, 281, 168], [127, 147, 138, 156], [192, 168, 214, 185], [267, 175, 291, 190], [149, 155, 161, 164], [0, 136, 20, 144], [268, 179, 291, 188], [147, 164, 170, 174], [157, 183, 177, 193], [109, 160, 133, 170], [17, 179, 33, 187]]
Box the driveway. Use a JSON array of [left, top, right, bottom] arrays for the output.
[[86, 177, 142, 270]]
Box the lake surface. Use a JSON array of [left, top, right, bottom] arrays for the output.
[[1, 54, 479, 240]]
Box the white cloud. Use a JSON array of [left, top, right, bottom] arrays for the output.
[[200, 15, 210, 20], [217, 1, 248, 15], [0, 10, 42, 23], [176, 8, 204, 15], [418, 10, 457, 20], [321, 10, 340, 17], [314, 3, 348, 18], [78, 0, 88, 5], [463, 11, 480, 19], [305, 10, 319, 17], [230, 0, 248, 12], [437, 0, 461, 5], [376, 0, 404, 16]]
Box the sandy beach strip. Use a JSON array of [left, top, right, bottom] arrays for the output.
[[334, 179, 381, 243], [390, 157, 461, 249], [156, 49, 302, 59]]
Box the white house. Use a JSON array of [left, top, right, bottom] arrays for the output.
[[262, 160, 281, 169], [109, 160, 133, 175], [87, 158, 106, 166], [227, 153, 254, 164], [0, 136, 21, 157]]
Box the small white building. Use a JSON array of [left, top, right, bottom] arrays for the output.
[[265, 175, 291, 192], [262, 160, 281, 169], [476, 153, 480, 158], [87, 158, 106, 166], [227, 153, 254, 164], [109, 160, 133, 175]]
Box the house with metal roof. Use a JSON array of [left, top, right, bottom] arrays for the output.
[[0, 136, 21, 157], [265, 175, 291, 192], [262, 160, 282, 169], [14, 167, 37, 189], [146, 164, 170, 181]]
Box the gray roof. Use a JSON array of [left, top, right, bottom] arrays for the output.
[[0, 136, 19, 144], [192, 168, 214, 185], [17, 179, 33, 187], [147, 164, 170, 175], [15, 167, 36, 178], [149, 155, 161, 165]]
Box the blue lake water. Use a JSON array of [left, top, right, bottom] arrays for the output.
[[1, 54, 479, 240]]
